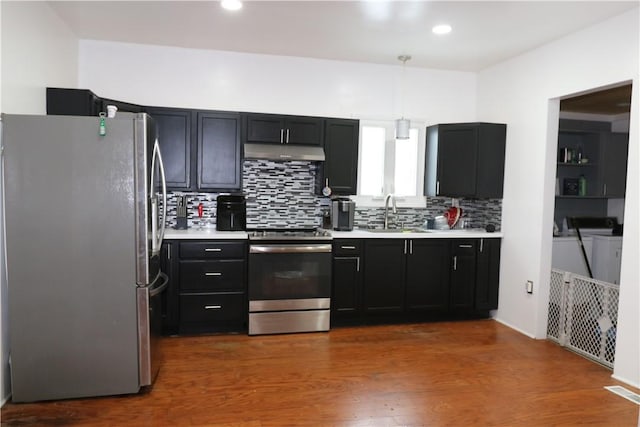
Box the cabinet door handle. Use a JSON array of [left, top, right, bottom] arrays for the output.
[[205, 248, 222, 252], [459, 244, 473, 248], [356, 257, 360, 272], [404, 240, 408, 254], [204, 305, 222, 310], [410, 240, 413, 255], [341, 245, 356, 250], [603, 183, 607, 196], [453, 255, 457, 271], [205, 272, 222, 276], [167, 244, 171, 260], [436, 181, 440, 195], [280, 128, 284, 144], [480, 239, 484, 253], [286, 128, 290, 143]]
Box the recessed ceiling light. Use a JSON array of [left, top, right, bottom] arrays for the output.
[[221, 0, 242, 11], [432, 24, 452, 35]]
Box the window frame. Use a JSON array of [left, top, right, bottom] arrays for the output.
[[353, 120, 427, 208]]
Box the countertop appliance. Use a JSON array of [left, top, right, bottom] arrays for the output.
[[247, 228, 332, 335], [217, 194, 246, 231], [2, 113, 168, 402], [331, 197, 355, 231], [175, 195, 188, 229]]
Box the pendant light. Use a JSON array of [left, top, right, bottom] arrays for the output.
[[396, 55, 411, 140]]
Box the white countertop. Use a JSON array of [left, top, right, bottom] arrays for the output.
[[164, 227, 502, 240], [164, 227, 503, 240], [331, 228, 503, 239], [164, 228, 248, 240]]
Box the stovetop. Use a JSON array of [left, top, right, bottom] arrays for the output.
[[248, 228, 332, 241]]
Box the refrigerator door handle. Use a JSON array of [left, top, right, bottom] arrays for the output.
[[150, 140, 167, 255], [149, 271, 169, 297]]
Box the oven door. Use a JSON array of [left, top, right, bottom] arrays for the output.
[[248, 243, 332, 305], [248, 243, 332, 335]]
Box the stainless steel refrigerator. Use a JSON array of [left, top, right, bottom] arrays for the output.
[[1, 113, 168, 402]]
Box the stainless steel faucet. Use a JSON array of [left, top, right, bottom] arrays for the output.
[[384, 193, 397, 229]]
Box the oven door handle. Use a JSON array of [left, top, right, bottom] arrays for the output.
[[250, 244, 332, 254]]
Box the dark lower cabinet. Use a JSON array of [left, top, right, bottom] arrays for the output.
[[332, 237, 502, 326], [362, 240, 406, 314], [450, 240, 477, 310], [331, 240, 363, 323], [162, 240, 247, 334], [475, 238, 501, 311], [161, 241, 179, 335], [405, 240, 450, 313]]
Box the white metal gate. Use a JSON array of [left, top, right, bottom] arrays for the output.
[[547, 269, 619, 368]]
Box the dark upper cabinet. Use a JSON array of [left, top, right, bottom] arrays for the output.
[[405, 240, 451, 313], [425, 123, 506, 198], [599, 132, 628, 198], [449, 240, 477, 310], [245, 113, 323, 145], [475, 238, 501, 311], [145, 107, 193, 190], [47, 88, 103, 116], [362, 240, 406, 314], [197, 112, 242, 191], [47, 87, 144, 116], [320, 119, 360, 195]]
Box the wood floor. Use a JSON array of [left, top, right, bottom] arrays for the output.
[[2, 320, 638, 426]]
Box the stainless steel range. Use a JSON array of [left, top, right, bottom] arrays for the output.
[[248, 229, 332, 335]]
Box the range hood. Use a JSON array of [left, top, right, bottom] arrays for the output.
[[244, 143, 325, 162]]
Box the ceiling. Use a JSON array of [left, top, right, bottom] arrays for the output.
[[47, 1, 638, 72], [561, 84, 632, 115]]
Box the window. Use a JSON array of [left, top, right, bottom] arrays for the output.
[[355, 121, 426, 207]]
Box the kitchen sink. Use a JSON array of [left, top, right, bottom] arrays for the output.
[[366, 228, 433, 233]]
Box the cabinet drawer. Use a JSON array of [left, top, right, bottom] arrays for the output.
[[452, 240, 477, 255], [333, 239, 362, 256], [179, 260, 245, 291], [179, 292, 245, 324], [179, 241, 246, 259]]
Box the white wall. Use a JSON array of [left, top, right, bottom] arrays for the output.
[[1, 1, 78, 113], [0, 1, 79, 404], [478, 8, 639, 387], [78, 40, 477, 124]]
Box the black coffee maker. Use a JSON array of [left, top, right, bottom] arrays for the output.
[[216, 194, 246, 231]]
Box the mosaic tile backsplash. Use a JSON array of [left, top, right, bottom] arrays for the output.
[[163, 160, 502, 230]]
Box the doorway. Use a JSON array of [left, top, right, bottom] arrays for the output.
[[551, 83, 631, 283], [547, 83, 631, 368]]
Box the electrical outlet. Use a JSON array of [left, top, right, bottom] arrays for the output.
[[526, 280, 534, 294]]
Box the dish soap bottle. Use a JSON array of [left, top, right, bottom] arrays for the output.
[[578, 175, 587, 196]]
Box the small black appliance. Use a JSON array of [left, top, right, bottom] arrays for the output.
[[216, 194, 246, 231]]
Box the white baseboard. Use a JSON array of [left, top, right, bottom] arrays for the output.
[[611, 374, 640, 390], [493, 317, 537, 339]]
